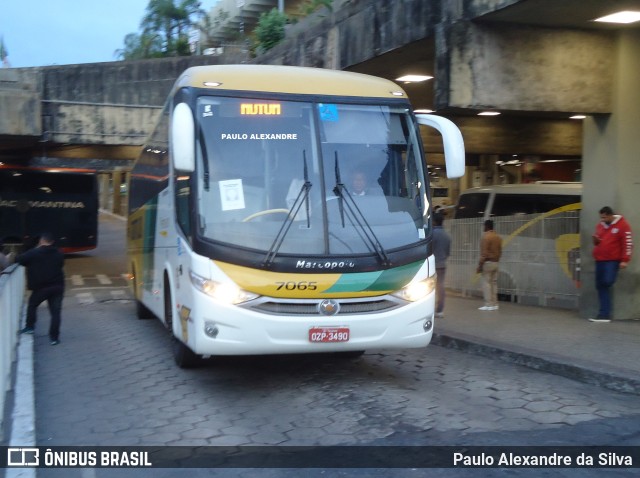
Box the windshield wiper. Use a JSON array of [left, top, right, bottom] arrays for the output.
[[332, 154, 391, 266], [263, 152, 312, 268]]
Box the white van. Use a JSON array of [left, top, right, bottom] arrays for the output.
[[454, 182, 582, 219], [448, 183, 582, 309]]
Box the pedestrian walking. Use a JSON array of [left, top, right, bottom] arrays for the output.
[[432, 212, 451, 319], [477, 219, 502, 311], [16, 232, 65, 345], [589, 206, 633, 322]]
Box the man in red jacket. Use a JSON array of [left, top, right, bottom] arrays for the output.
[[590, 206, 633, 322]]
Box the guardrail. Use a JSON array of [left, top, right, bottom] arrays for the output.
[[445, 212, 581, 309], [0, 264, 26, 435]]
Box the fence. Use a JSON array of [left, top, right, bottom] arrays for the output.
[[445, 211, 581, 309], [0, 264, 25, 435]]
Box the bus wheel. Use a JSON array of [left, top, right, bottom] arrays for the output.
[[164, 277, 200, 368], [135, 301, 154, 320], [172, 338, 200, 369]]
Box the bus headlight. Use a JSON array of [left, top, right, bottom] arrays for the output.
[[391, 277, 436, 302], [190, 271, 258, 305]]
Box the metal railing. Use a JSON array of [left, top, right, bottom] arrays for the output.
[[0, 264, 25, 435], [445, 212, 581, 309]]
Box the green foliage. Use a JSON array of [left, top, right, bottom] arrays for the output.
[[117, 0, 206, 60], [298, 0, 333, 16], [115, 33, 164, 60], [0, 37, 9, 62], [253, 8, 288, 53]]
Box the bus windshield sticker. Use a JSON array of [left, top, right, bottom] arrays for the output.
[[318, 104, 339, 122], [219, 179, 245, 211]]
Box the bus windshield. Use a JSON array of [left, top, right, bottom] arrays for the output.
[[195, 97, 429, 256]]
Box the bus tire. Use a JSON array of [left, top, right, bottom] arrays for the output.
[[172, 337, 200, 369], [135, 300, 155, 320], [164, 275, 200, 368]]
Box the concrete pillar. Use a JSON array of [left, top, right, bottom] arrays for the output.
[[98, 173, 111, 211], [112, 170, 123, 216], [580, 29, 640, 320]]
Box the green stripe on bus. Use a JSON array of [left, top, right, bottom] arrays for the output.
[[325, 261, 423, 293], [366, 261, 423, 291]]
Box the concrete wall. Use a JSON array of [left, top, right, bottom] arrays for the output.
[[580, 29, 640, 320], [0, 68, 41, 137], [256, 1, 615, 116], [438, 23, 615, 113], [422, 116, 581, 156], [38, 56, 227, 145], [0, 55, 239, 148], [255, 0, 438, 69]]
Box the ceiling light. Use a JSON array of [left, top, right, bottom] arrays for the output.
[[414, 109, 434, 114], [570, 115, 587, 120], [594, 11, 640, 24], [395, 75, 433, 83], [390, 91, 404, 96], [478, 111, 501, 116], [203, 81, 223, 87]]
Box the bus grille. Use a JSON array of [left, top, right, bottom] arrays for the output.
[[247, 299, 400, 316]]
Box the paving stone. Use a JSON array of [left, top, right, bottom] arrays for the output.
[[524, 401, 562, 412], [32, 299, 640, 452]]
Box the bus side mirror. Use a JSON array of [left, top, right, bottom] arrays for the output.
[[172, 103, 195, 172], [415, 114, 465, 179]]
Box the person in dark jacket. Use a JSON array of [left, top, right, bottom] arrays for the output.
[[432, 212, 451, 319], [16, 232, 65, 345]]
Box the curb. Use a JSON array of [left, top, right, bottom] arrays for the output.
[[6, 332, 36, 478], [432, 333, 640, 396]]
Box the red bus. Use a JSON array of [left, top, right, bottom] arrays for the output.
[[0, 166, 98, 253]]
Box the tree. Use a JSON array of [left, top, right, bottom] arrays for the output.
[[117, 0, 206, 60], [115, 33, 164, 61], [0, 36, 9, 67], [298, 0, 333, 16], [253, 8, 288, 53]]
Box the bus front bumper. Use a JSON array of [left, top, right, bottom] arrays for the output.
[[181, 293, 436, 356]]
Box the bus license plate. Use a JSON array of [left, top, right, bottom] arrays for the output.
[[309, 327, 350, 343]]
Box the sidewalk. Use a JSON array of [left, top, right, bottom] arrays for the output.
[[433, 294, 640, 395]]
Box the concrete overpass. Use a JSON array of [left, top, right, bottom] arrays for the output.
[[1, 0, 639, 319]]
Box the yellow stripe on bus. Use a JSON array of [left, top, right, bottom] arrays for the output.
[[215, 261, 390, 299]]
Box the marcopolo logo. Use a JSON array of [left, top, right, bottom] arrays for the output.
[[295, 260, 356, 270]]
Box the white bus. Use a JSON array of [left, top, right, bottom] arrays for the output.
[[449, 183, 582, 308], [127, 65, 465, 367]]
